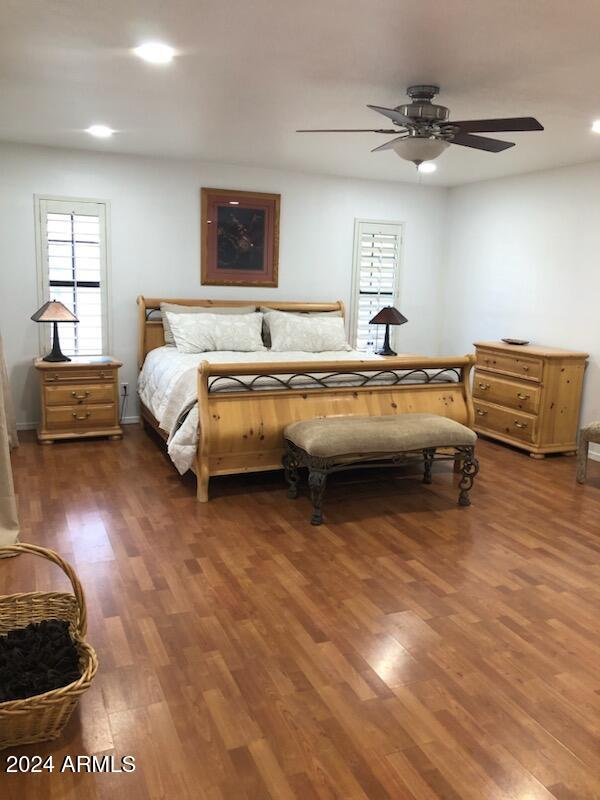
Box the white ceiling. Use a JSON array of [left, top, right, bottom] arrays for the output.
[[3, 0, 600, 187]]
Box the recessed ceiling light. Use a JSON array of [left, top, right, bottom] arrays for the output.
[[591, 120, 600, 133], [228, 200, 240, 205], [417, 162, 437, 174], [134, 42, 175, 64], [86, 125, 114, 138]]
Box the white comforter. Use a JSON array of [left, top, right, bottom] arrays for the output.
[[138, 347, 389, 474]]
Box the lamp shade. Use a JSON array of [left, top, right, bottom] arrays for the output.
[[31, 300, 78, 324], [369, 306, 408, 326], [393, 137, 449, 165]]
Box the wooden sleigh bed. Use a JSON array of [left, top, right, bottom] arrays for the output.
[[137, 296, 475, 502]]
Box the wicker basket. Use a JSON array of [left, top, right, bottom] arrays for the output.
[[0, 543, 98, 750]]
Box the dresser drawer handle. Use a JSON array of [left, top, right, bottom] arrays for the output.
[[476, 409, 488, 416], [516, 392, 530, 400], [72, 412, 91, 421], [71, 391, 90, 400], [483, 358, 496, 365], [514, 420, 528, 429], [478, 383, 490, 390], [521, 365, 530, 372]]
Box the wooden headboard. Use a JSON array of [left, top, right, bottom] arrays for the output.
[[136, 296, 345, 368]]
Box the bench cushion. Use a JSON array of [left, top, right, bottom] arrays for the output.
[[284, 413, 477, 458]]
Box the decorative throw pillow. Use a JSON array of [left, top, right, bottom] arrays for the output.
[[259, 307, 343, 348], [160, 303, 256, 345], [264, 310, 352, 352], [165, 312, 266, 353]]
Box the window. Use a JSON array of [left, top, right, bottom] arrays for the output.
[[36, 197, 109, 356], [350, 220, 403, 352]]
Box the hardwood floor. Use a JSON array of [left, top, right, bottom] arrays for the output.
[[2, 427, 599, 800]]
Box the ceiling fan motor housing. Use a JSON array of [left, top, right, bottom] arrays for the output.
[[397, 86, 449, 124]]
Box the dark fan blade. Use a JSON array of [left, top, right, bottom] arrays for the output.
[[371, 136, 406, 153], [296, 128, 398, 133], [450, 132, 514, 152], [367, 105, 413, 126], [449, 117, 543, 133]]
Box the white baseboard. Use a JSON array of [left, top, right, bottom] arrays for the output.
[[121, 416, 141, 425], [589, 444, 600, 462]]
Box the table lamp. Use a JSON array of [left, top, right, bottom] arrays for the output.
[[369, 306, 408, 356], [31, 300, 78, 362]]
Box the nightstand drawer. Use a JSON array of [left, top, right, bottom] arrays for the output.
[[473, 371, 541, 414], [474, 400, 536, 443], [44, 383, 115, 406], [43, 368, 115, 384], [45, 403, 117, 431], [476, 350, 543, 381]]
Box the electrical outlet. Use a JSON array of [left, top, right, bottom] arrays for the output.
[[120, 382, 129, 397]]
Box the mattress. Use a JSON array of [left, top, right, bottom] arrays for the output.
[[137, 346, 458, 475]]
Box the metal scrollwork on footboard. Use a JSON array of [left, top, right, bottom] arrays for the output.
[[207, 367, 461, 393]]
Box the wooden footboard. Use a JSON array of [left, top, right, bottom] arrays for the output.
[[195, 356, 475, 501]]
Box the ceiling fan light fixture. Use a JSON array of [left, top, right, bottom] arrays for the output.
[[591, 120, 600, 133], [392, 136, 449, 165], [417, 162, 437, 174]]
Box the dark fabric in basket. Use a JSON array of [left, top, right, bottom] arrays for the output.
[[0, 619, 81, 702]]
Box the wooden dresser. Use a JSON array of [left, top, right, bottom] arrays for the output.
[[473, 342, 587, 458], [35, 356, 123, 444]]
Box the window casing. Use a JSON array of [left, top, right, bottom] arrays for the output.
[[35, 197, 109, 357], [350, 220, 403, 352]]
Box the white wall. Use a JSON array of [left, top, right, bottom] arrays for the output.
[[0, 142, 448, 425], [441, 161, 600, 449]]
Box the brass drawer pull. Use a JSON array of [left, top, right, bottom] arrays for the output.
[[71, 391, 90, 400], [72, 412, 91, 421], [516, 392, 530, 400], [514, 420, 528, 429], [478, 383, 490, 390], [483, 358, 497, 365], [476, 409, 488, 416]]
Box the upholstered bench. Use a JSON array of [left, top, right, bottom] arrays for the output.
[[282, 413, 479, 525]]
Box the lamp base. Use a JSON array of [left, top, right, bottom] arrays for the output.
[[42, 353, 72, 363], [377, 323, 396, 356], [42, 321, 71, 362]]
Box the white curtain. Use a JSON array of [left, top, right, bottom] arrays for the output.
[[0, 332, 19, 547]]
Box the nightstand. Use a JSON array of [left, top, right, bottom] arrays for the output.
[[34, 356, 123, 444]]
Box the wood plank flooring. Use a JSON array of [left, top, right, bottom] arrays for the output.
[[2, 427, 599, 800]]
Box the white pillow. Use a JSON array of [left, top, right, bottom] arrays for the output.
[[259, 307, 342, 347], [264, 310, 352, 352], [165, 312, 266, 353], [160, 302, 256, 345]]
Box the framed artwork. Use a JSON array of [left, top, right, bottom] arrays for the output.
[[201, 188, 280, 287]]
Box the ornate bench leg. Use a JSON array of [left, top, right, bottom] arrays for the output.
[[576, 432, 589, 484], [308, 468, 328, 525], [458, 447, 479, 506], [282, 444, 301, 499], [423, 448, 435, 484]]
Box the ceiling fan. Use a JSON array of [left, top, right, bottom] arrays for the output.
[[297, 85, 543, 168]]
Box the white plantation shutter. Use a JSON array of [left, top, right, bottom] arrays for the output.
[[37, 198, 109, 356], [351, 221, 403, 351]]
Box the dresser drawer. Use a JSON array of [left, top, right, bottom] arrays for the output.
[[45, 403, 117, 431], [44, 383, 115, 406], [473, 400, 536, 444], [476, 350, 543, 382], [43, 368, 115, 384], [473, 371, 541, 414]]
